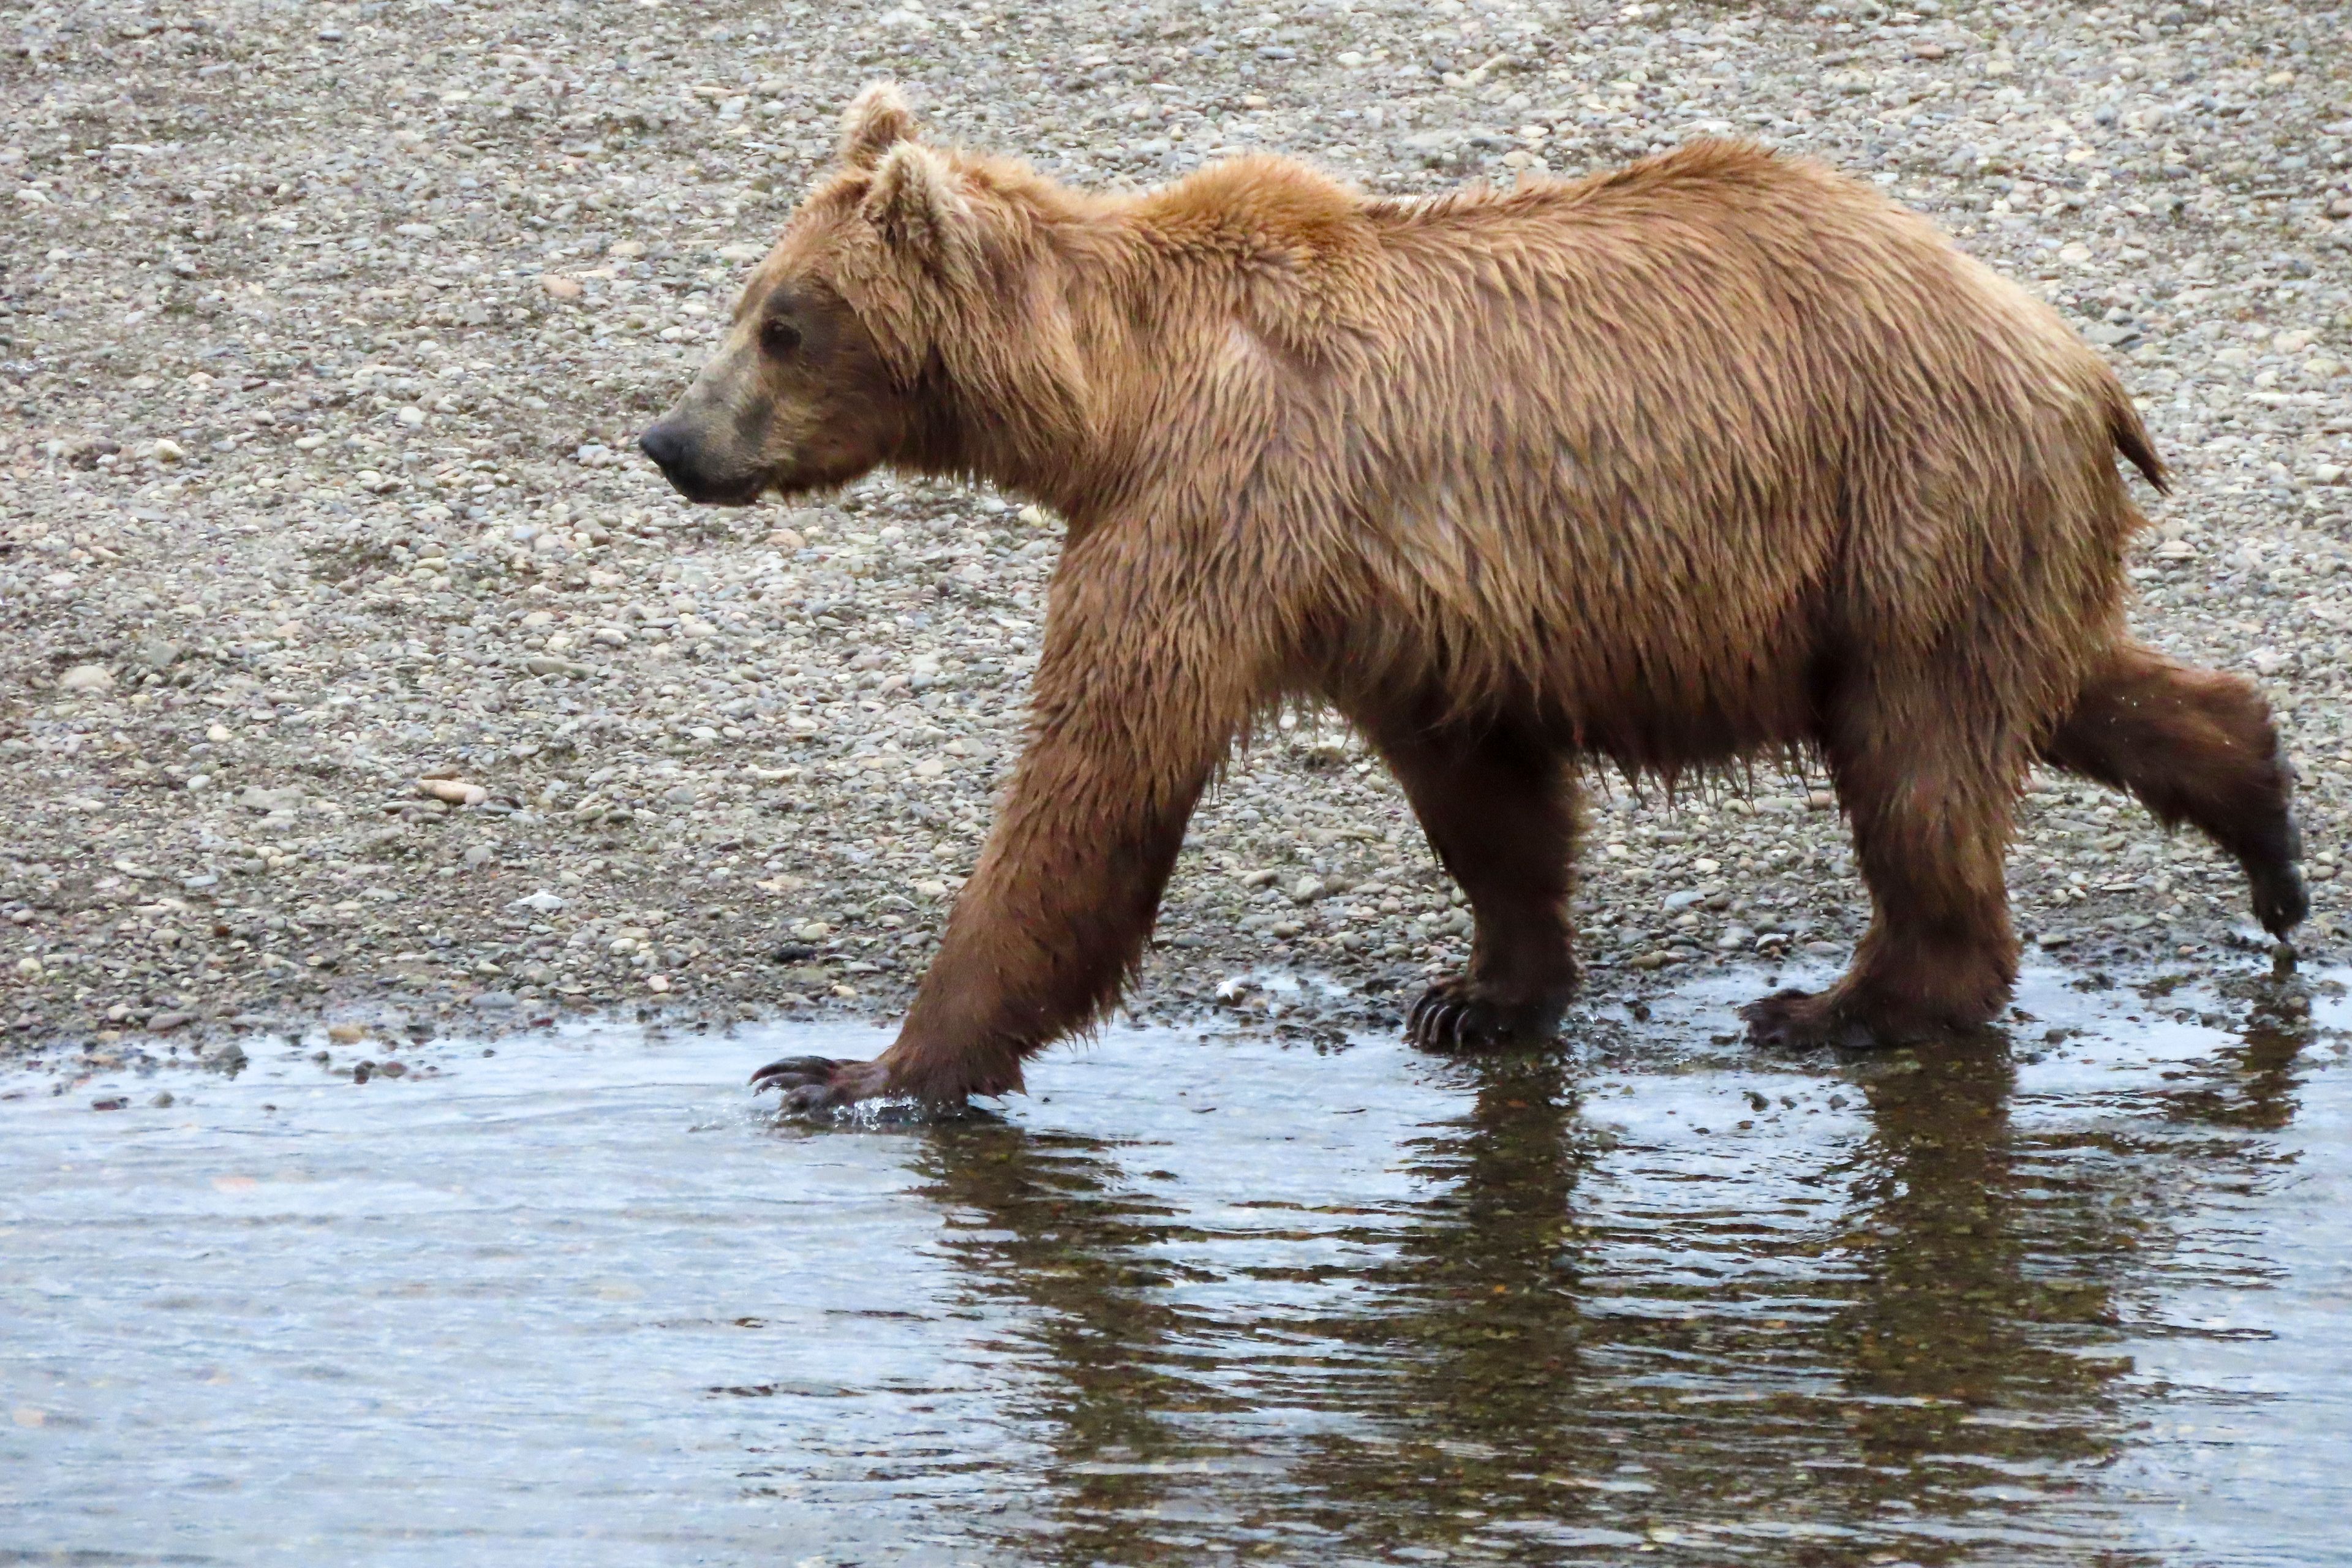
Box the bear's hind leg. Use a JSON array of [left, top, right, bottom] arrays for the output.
[[2038, 638, 2305, 938], [1372, 718, 1582, 1049], [1743, 686, 2022, 1050]]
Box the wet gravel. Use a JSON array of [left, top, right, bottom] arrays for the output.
[[2, 0, 2348, 1068]]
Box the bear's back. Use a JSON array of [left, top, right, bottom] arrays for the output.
[[1353, 142, 2078, 391], [1121, 145, 2140, 726]]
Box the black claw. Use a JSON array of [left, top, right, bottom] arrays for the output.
[[750, 1054, 839, 1090], [1406, 977, 1572, 1051]]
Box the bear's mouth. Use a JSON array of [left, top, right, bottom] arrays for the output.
[[687, 474, 771, 507], [648, 462, 770, 508], [642, 441, 876, 510]]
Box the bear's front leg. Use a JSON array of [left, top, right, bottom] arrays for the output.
[[753, 565, 1262, 1112], [750, 710, 1207, 1110]]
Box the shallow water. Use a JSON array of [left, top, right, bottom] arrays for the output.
[[4, 963, 2349, 1567]]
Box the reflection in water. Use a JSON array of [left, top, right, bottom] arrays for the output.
[[3, 971, 2343, 1566], [2146, 968, 2314, 1134], [913, 973, 2331, 1566], [916, 1118, 1221, 1538], [1822, 1037, 2128, 1556]]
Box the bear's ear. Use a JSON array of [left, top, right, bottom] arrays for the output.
[[839, 81, 918, 170], [862, 141, 978, 275]]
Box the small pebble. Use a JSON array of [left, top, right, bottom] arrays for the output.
[[418, 778, 489, 807]]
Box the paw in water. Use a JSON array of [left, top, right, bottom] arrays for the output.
[[1740, 989, 1877, 1052], [1405, 977, 1567, 1050], [748, 1055, 892, 1114]]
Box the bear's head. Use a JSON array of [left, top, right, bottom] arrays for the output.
[[639, 83, 1089, 507]]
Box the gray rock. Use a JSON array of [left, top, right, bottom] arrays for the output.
[[238, 786, 307, 813]]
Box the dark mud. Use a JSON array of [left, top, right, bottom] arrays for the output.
[[4, 962, 2348, 1566]]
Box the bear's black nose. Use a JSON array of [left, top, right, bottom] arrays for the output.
[[638, 421, 689, 472]]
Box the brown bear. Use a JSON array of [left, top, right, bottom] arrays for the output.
[[639, 84, 2305, 1111]]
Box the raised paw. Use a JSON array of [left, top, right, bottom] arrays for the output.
[[748, 1055, 893, 1115], [2250, 861, 2309, 940], [1740, 988, 1877, 1053], [1406, 977, 1567, 1051]]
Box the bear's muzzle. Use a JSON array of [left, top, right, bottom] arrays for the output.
[[636, 418, 764, 506]]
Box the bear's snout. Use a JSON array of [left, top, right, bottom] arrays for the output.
[[637, 420, 690, 474], [637, 418, 759, 505]]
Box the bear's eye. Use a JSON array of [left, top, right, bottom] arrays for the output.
[[760, 316, 803, 356]]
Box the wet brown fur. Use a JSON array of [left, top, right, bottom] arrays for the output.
[[646, 85, 2303, 1103]]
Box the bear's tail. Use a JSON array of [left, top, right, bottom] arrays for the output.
[[2106, 383, 2168, 494]]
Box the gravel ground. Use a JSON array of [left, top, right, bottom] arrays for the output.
[[3, 0, 2349, 1077]]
